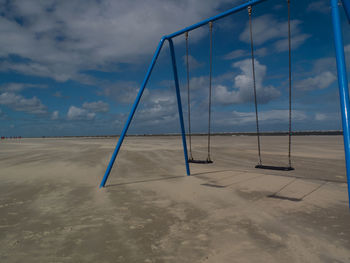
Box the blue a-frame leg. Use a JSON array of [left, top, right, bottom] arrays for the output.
[[169, 38, 191, 176], [99, 38, 166, 188], [331, 0, 350, 207], [99, 38, 190, 188]]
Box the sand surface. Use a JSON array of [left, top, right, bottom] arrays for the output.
[[0, 135, 350, 262]]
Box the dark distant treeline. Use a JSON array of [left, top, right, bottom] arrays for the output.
[[28, 130, 343, 139]]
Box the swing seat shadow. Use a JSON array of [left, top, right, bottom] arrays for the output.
[[255, 164, 294, 171], [105, 175, 184, 188], [195, 169, 328, 203], [189, 159, 213, 164], [201, 183, 226, 188], [267, 194, 302, 202]]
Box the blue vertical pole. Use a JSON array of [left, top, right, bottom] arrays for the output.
[[168, 38, 191, 176], [99, 37, 166, 188], [331, 0, 350, 207]]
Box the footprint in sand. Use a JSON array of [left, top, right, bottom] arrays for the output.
[[197, 234, 208, 241], [129, 224, 144, 230]]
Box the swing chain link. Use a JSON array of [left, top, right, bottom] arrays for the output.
[[287, 0, 292, 168], [248, 5, 262, 165], [207, 21, 213, 162], [248, 1, 293, 169], [185, 31, 193, 161], [185, 27, 213, 164]]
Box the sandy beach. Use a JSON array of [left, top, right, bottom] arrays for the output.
[[1, 135, 350, 262]]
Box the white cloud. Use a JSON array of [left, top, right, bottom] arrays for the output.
[[0, 83, 47, 92], [240, 15, 299, 45], [223, 49, 246, 60], [345, 44, 350, 54], [307, 1, 329, 14], [82, 100, 109, 113], [67, 106, 95, 120], [295, 71, 336, 91], [239, 14, 310, 52], [274, 33, 311, 52], [312, 57, 336, 73], [189, 76, 210, 91], [0, 0, 237, 82], [130, 88, 179, 129], [182, 54, 203, 69], [51, 110, 59, 120], [138, 90, 176, 119], [223, 47, 267, 60], [255, 47, 268, 57], [214, 58, 280, 105], [259, 110, 307, 122], [103, 81, 150, 104], [315, 113, 327, 121], [0, 92, 47, 114], [214, 110, 307, 126], [53, 91, 63, 98]]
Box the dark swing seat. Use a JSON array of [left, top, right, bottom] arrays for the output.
[[255, 164, 294, 171], [188, 158, 213, 164], [248, 4, 294, 172], [185, 24, 214, 165]]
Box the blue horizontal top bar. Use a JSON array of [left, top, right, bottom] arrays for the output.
[[165, 0, 267, 39]]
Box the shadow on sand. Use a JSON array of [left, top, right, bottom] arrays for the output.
[[105, 175, 184, 187]]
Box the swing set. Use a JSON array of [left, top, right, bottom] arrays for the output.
[[185, 23, 214, 164], [99, 0, 350, 206]]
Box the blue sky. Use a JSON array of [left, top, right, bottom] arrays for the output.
[[0, 0, 349, 137]]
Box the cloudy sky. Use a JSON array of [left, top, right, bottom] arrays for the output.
[[0, 0, 349, 137]]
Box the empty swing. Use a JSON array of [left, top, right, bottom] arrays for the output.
[[248, 3, 294, 171], [185, 22, 213, 164]]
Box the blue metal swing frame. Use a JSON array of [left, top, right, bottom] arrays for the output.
[[99, 0, 350, 207]]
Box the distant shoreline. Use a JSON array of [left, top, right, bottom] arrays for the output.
[[23, 130, 343, 139]]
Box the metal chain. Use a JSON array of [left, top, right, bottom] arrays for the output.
[[248, 6, 262, 165], [207, 21, 213, 162], [185, 32, 193, 160], [287, 0, 292, 168]]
